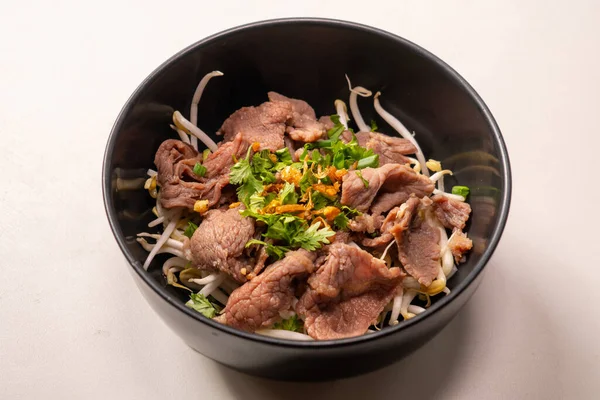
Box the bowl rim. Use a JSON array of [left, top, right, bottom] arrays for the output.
[[102, 17, 512, 348]]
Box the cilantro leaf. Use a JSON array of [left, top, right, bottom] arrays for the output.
[[230, 157, 263, 206], [299, 167, 317, 193], [370, 120, 378, 132], [185, 293, 220, 318], [248, 192, 266, 213], [245, 239, 289, 260], [333, 206, 361, 230], [274, 148, 293, 170], [333, 212, 350, 230], [279, 182, 298, 205], [252, 150, 276, 184], [291, 222, 335, 251], [193, 162, 207, 177], [183, 221, 198, 238], [273, 314, 304, 332]]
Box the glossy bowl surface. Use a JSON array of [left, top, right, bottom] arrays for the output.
[[102, 18, 511, 381]]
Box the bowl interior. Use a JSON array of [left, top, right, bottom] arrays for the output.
[[104, 19, 509, 338]]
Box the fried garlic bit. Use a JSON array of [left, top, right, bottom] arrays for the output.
[[280, 166, 302, 185], [193, 200, 209, 214]]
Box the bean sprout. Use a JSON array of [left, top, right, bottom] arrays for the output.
[[173, 111, 218, 152], [256, 329, 314, 341], [334, 100, 350, 129], [141, 211, 181, 270], [190, 71, 223, 150], [407, 305, 426, 315], [200, 272, 227, 297], [137, 238, 185, 259], [389, 288, 404, 326], [162, 257, 188, 276], [433, 189, 465, 202], [345, 75, 372, 132], [170, 124, 191, 145], [429, 170, 453, 183], [136, 233, 183, 250], [148, 216, 165, 228], [188, 272, 221, 286], [374, 92, 429, 177]]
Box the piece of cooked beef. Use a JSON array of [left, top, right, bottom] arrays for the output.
[[340, 163, 434, 214], [215, 249, 316, 331], [391, 199, 440, 287], [183, 206, 255, 283], [362, 196, 420, 248], [318, 115, 335, 130], [341, 131, 416, 165], [217, 101, 292, 151], [370, 164, 434, 215], [203, 132, 248, 179], [296, 243, 403, 340], [154, 139, 230, 210], [431, 194, 472, 230], [268, 92, 325, 142], [348, 214, 385, 234], [448, 229, 473, 263], [365, 132, 416, 165]]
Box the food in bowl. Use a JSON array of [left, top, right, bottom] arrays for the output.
[[137, 71, 473, 341]]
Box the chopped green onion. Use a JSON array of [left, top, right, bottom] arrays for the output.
[[451, 185, 470, 198], [193, 162, 207, 177], [202, 149, 211, 161], [356, 154, 379, 169]]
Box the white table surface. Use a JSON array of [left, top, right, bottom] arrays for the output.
[[2, 1, 599, 398]]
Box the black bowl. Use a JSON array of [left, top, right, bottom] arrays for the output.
[[102, 18, 511, 381]]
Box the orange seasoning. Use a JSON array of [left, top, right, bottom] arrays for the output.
[[318, 206, 341, 222], [312, 182, 340, 197], [275, 204, 306, 214]]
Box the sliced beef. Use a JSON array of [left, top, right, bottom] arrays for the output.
[[215, 249, 316, 331], [448, 229, 473, 263], [365, 132, 416, 165], [318, 115, 335, 130], [342, 131, 416, 165], [183, 206, 255, 283], [432, 194, 472, 230], [268, 92, 316, 118], [268, 92, 325, 142], [203, 132, 248, 178], [217, 101, 292, 151], [362, 196, 420, 248], [154, 139, 229, 210], [371, 165, 434, 215], [341, 163, 434, 214], [348, 214, 384, 234], [391, 199, 440, 287], [296, 243, 403, 340]]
